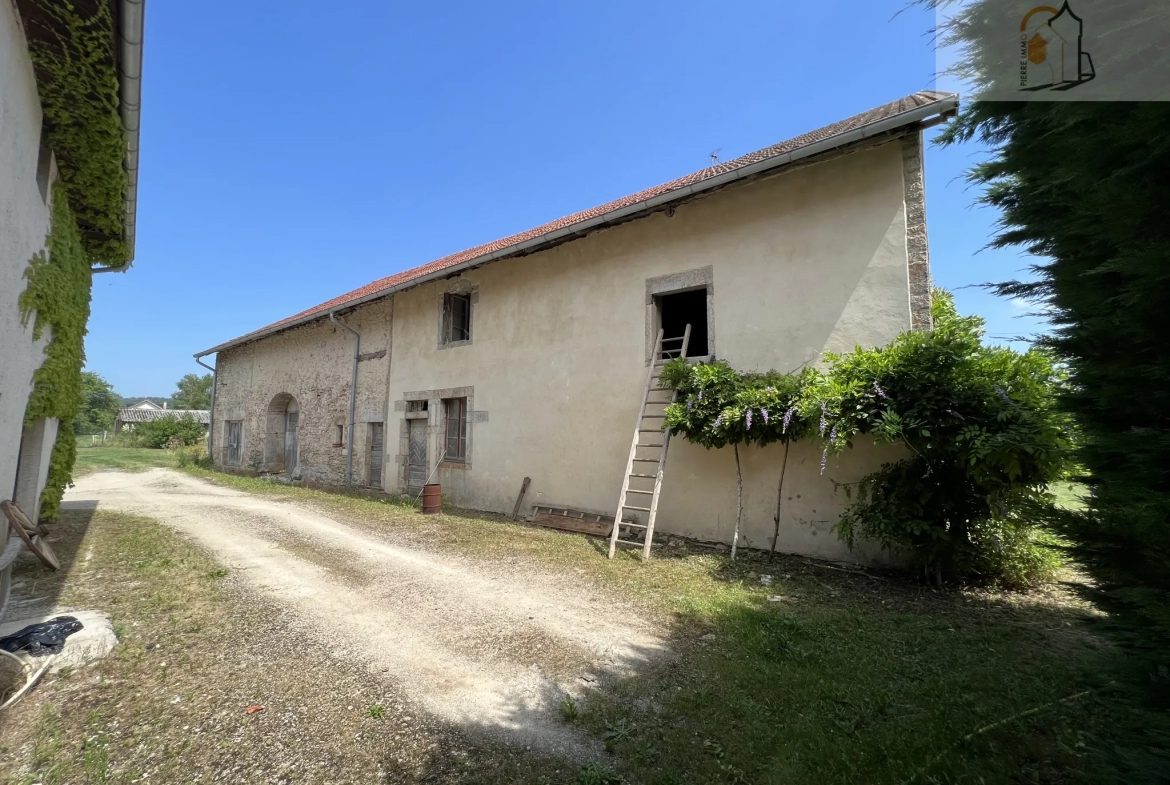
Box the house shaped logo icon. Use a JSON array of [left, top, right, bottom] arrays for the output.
[[1019, 2, 1096, 90]]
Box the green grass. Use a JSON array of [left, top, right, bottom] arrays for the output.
[[64, 458, 1168, 783], [73, 446, 180, 475]]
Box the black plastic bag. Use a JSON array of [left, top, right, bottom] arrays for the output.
[[0, 615, 84, 656]]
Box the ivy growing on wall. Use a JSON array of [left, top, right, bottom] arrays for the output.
[[19, 188, 94, 520], [22, 0, 129, 263]]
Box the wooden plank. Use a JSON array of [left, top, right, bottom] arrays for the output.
[[509, 476, 531, 521], [531, 512, 613, 537], [0, 500, 58, 571]]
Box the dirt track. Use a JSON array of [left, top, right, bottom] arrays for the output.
[[64, 469, 664, 759]]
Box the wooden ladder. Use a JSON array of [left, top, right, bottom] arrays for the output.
[[609, 324, 692, 560]]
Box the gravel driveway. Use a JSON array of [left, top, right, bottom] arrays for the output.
[[65, 469, 665, 760]]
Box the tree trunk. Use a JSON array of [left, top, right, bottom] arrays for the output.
[[731, 444, 743, 560], [769, 440, 791, 560]]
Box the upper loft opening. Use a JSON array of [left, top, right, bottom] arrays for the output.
[[658, 288, 709, 358]]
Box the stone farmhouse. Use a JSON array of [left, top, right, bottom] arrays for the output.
[[197, 91, 957, 561]]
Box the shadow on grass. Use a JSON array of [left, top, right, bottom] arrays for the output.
[[4, 501, 99, 623], [561, 549, 1170, 785]]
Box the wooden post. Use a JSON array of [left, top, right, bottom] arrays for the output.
[[510, 477, 531, 521]]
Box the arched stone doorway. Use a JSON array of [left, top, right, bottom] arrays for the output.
[[265, 393, 299, 473]]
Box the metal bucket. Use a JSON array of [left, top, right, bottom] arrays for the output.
[[421, 483, 441, 514]]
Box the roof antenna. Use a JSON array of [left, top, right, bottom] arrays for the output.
[[709, 148, 722, 166]]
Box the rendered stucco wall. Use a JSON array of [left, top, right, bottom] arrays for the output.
[[212, 298, 393, 486], [386, 138, 918, 562], [1, 2, 54, 508]]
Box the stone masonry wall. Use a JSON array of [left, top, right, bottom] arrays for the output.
[[212, 298, 393, 487], [901, 132, 933, 331]]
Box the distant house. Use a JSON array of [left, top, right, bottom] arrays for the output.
[[114, 405, 210, 435]]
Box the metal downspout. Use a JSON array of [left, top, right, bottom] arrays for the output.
[[330, 312, 360, 486], [194, 354, 216, 460]]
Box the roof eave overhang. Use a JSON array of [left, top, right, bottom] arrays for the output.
[[197, 94, 958, 358]]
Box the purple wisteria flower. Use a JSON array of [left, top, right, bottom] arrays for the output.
[[746, 410, 753, 430], [714, 414, 723, 429], [687, 399, 694, 411], [829, 425, 838, 445], [873, 381, 887, 400], [819, 402, 828, 436], [820, 448, 828, 474], [762, 409, 770, 425], [782, 407, 795, 433], [698, 390, 704, 402]]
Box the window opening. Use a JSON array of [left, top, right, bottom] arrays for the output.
[[443, 398, 467, 462], [658, 288, 709, 358], [444, 293, 471, 343]]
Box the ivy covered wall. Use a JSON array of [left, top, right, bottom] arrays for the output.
[[20, 0, 129, 264], [19, 188, 94, 520], [13, 0, 127, 518]]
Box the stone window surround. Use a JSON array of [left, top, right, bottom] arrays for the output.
[[437, 278, 479, 350], [645, 265, 716, 365], [393, 386, 488, 489]]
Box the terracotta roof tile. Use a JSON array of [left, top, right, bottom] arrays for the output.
[[208, 90, 956, 353]]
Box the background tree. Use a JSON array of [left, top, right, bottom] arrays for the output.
[[171, 373, 212, 410], [930, 0, 1170, 654], [73, 370, 119, 434]]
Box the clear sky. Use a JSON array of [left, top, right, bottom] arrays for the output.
[[85, 0, 1045, 396]]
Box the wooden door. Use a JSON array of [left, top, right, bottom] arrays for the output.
[[226, 421, 242, 466], [407, 418, 427, 491], [369, 422, 384, 489], [284, 411, 299, 473]]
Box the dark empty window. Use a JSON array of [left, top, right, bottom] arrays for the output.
[[658, 289, 709, 358], [444, 293, 471, 344], [444, 398, 467, 462]]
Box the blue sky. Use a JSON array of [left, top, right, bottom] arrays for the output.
[[86, 0, 1044, 395]]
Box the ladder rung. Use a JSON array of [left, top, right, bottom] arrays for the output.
[[629, 473, 657, 478], [626, 489, 654, 495], [638, 428, 662, 432], [621, 522, 649, 529], [660, 336, 685, 343], [614, 539, 646, 547], [631, 458, 658, 462], [623, 505, 652, 512]]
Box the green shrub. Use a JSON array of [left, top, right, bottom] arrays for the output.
[[662, 290, 1071, 585], [131, 414, 206, 449], [174, 444, 213, 469]]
